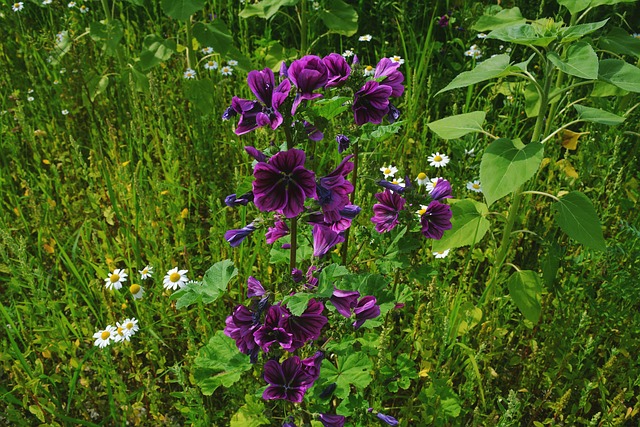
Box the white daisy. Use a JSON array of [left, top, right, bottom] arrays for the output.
[[358, 34, 372, 42], [183, 68, 196, 79], [464, 44, 482, 59], [163, 267, 189, 290], [79, 5, 88, 13], [227, 59, 238, 66], [415, 172, 429, 186], [389, 55, 404, 65], [12, 2, 24, 12], [28, 88, 34, 93], [467, 180, 482, 193], [61, 109, 69, 115], [428, 152, 450, 168], [632, 33, 640, 39], [93, 325, 117, 348], [204, 60, 218, 70], [43, 0, 52, 4], [464, 147, 475, 157], [104, 268, 127, 290], [220, 66, 233, 76], [129, 283, 145, 300], [117, 318, 139, 341], [27, 96, 34, 102], [139, 265, 153, 280], [433, 249, 450, 259], [68, 1, 76, 7], [380, 165, 398, 179], [425, 177, 442, 192], [342, 49, 354, 58], [363, 65, 375, 77], [415, 204, 429, 218], [390, 177, 405, 188], [201, 46, 213, 55], [477, 33, 488, 39]]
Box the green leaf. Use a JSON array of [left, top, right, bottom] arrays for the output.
[[124, 65, 149, 93], [230, 395, 270, 427], [239, 0, 299, 19], [436, 54, 511, 94], [524, 82, 541, 117], [427, 111, 486, 140], [321, 353, 373, 399], [283, 292, 313, 316], [480, 138, 544, 206], [472, 7, 527, 31], [185, 79, 217, 114], [139, 34, 176, 71], [317, 0, 359, 36], [194, 331, 252, 395], [432, 199, 490, 251], [89, 20, 124, 55], [369, 121, 404, 141], [487, 24, 557, 47], [547, 41, 598, 80], [161, 0, 205, 21], [507, 270, 543, 324], [574, 104, 625, 125], [317, 263, 349, 297], [171, 259, 237, 309], [598, 27, 640, 59], [310, 96, 351, 120], [557, 0, 591, 14], [560, 19, 608, 43], [598, 59, 640, 93], [86, 73, 109, 102], [193, 21, 234, 56], [553, 191, 606, 251]]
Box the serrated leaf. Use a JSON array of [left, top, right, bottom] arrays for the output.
[[321, 353, 373, 399], [432, 199, 490, 251], [194, 331, 252, 395], [487, 24, 557, 47], [437, 54, 511, 94], [369, 120, 404, 141], [172, 259, 237, 308], [560, 19, 608, 43], [427, 111, 486, 140], [239, 0, 299, 19], [317, 264, 349, 297], [317, 0, 358, 36], [507, 270, 542, 324], [283, 292, 313, 316], [598, 59, 640, 93], [310, 96, 351, 120], [553, 191, 606, 251], [161, 0, 205, 21], [230, 395, 270, 427], [480, 138, 544, 206], [472, 7, 527, 31], [547, 42, 598, 80], [574, 104, 625, 125]]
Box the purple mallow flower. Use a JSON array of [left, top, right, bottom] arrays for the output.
[[291, 268, 304, 283], [245, 145, 267, 163], [330, 288, 360, 317], [374, 58, 405, 98], [247, 276, 266, 298], [319, 414, 346, 427], [265, 219, 289, 244], [225, 223, 257, 247], [388, 103, 401, 123], [263, 356, 314, 403], [353, 81, 392, 126], [254, 305, 294, 352], [336, 134, 350, 153], [429, 178, 452, 201], [420, 200, 453, 240], [371, 190, 406, 233], [323, 53, 351, 88], [304, 121, 324, 141], [225, 191, 254, 207], [253, 149, 316, 218], [376, 413, 399, 426], [224, 305, 259, 355], [316, 155, 354, 222], [312, 223, 345, 257], [376, 179, 406, 193], [283, 298, 328, 350], [288, 55, 328, 115], [353, 296, 381, 329], [222, 105, 237, 120]]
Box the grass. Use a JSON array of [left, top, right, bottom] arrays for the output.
[[1, 0, 639, 425]]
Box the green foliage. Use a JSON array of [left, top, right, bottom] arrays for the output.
[[172, 260, 238, 308], [89, 20, 124, 55], [139, 34, 176, 70], [598, 59, 640, 93], [239, 0, 299, 19], [553, 191, 607, 251], [472, 7, 526, 32], [317, 0, 359, 36], [432, 199, 490, 251], [507, 270, 543, 324], [574, 104, 625, 125], [230, 395, 270, 427], [427, 111, 486, 140], [436, 54, 511, 94], [161, 0, 205, 21], [547, 42, 599, 80], [320, 352, 373, 399]]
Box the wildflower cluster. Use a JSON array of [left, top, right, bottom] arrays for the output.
[[93, 317, 139, 348]]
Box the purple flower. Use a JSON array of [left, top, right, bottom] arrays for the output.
[[225, 191, 254, 207], [312, 223, 345, 257], [420, 200, 453, 240], [304, 121, 324, 141], [283, 298, 328, 350], [253, 149, 317, 218], [429, 178, 452, 201], [388, 103, 401, 123], [353, 81, 392, 126], [245, 145, 267, 163], [263, 356, 314, 403], [323, 53, 351, 88], [353, 296, 381, 329], [291, 268, 304, 283], [265, 220, 289, 244], [340, 204, 361, 220], [254, 305, 294, 352], [374, 58, 405, 98], [280, 61, 289, 78], [319, 382, 337, 399], [438, 14, 450, 27], [222, 105, 237, 120], [376, 413, 399, 426], [231, 98, 263, 135], [371, 190, 406, 233], [283, 422, 297, 427], [247, 276, 266, 298], [376, 179, 407, 193], [305, 266, 319, 289], [336, 134, 350, 153], [330, 288, 360, 317], [224, 305, 259, 355], [288, 55, 328, 115], [225, 223, 257, 247], [316, 155, 354, 222], [301, 351, 324, 381], [319, 414, 346, 427]]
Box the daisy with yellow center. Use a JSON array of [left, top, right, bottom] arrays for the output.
[[183, 68, 196, 79], [130, 283, 145, 300], [390, 177, 405, 188], [415, 172, 428, 186], [93, 325, 117, 348], [114, 317, 139, 342], [104, 268, 127, 290], [428, 152, 450, 168], [415, 204, 428, 218], [163, 267, 189, 290], [204, 60, 218, 70], [220, 66, 233, 76], [139, 265, 153, 280], [13, 2, 24, 12], [433, 249, 450, 259], [363, 65, 375, 77], [426, 177, 442, 192], [379, 165, 398, 179], [358, 34, 372, 42], [79, 5, 89, 13], [201, 46, 214, 54], [467, 180, 482, 193], [389, 55, 405, 65]]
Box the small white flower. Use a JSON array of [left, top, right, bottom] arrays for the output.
[[201, 46, 213, 55], [415, 172, 429, 186], [139, 265, 153, 280], [220, 66, 233, 76], [363, 65, 375, 77], [632, 33, 640, 39], [129, 283, 145, 300], [28, 88, 34, 94], [227, 59, 238, 66], [53, 79, 60, 85], [93, 325, 117, 348], [163, 267, 189, 291], [389, 55, 404, 65], [464, 44, 482, 59], [12, 2, 24, 12], [43, 0, 52, 4], [359, 34, 372, 42], [467, 180, 482, 193], [61, 109, 69, 115], [104, 268, 127, 290], [464, 147, 475, 157], [433, 249, 450, 259], [390, 177, 405, 188], [79, 5, 88, 13], [204, 60, 218, 70], [428, 152, 450, 168], [27, 96, 34, 102], [115, 317, 139, 342], [415, 204, 429, 218], [183, 68, 196, 79], [342, 49, 354, 58], [60, 68, 66, 74], [380, 165, 398, 179], [506, 47, 512, 53], [425, 177, 442, 192], [68, 1, 76, 7], [477, 33, 488, 39]]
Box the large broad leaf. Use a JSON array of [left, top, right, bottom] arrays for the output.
[[598, 27, 640, 59], [553, 191, 606, 251], [507, 270, 542, 324], [230, 395, 270, 427], [193, 21, 234, 56], [171, 259, 237, 309], [480, 138, 544, 206], [432, 199, 490, 252], [560, 19, 608, 43], [139, 34, 176, 71], [86, 72, 109, 102], [321, 353, 373, 400], [161, 0, 205, 20], [557, 0, 591, 15], [123, 64, 149, 94], [239, 0, 299, 19], [427, 111, 486, 140], [547, 41, 598, 80], [472, 7, 526, 31], [310, 96, 352, 120], [185, 79, 217, 114], [437, 54, 511, 94], [487, 24, 556, 47], [89, 20, 124, 55], [574, 104, 625, 125], [598, 59, 640, 93], [193, 331, 252, 395], [317, 0, 358, 36]]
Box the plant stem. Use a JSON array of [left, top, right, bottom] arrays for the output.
[[185, 17, 195, 70], [341, 140, 359, 265], [299, 0, 308, 54], [283, 124, 297, 271]]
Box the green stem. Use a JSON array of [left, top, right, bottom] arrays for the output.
[[341, 140, 359, 265], [283, 124, 297, 272], [299, 0, 308, 54], [185, 17, 195, 70], [100, 0, 112, 21]]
